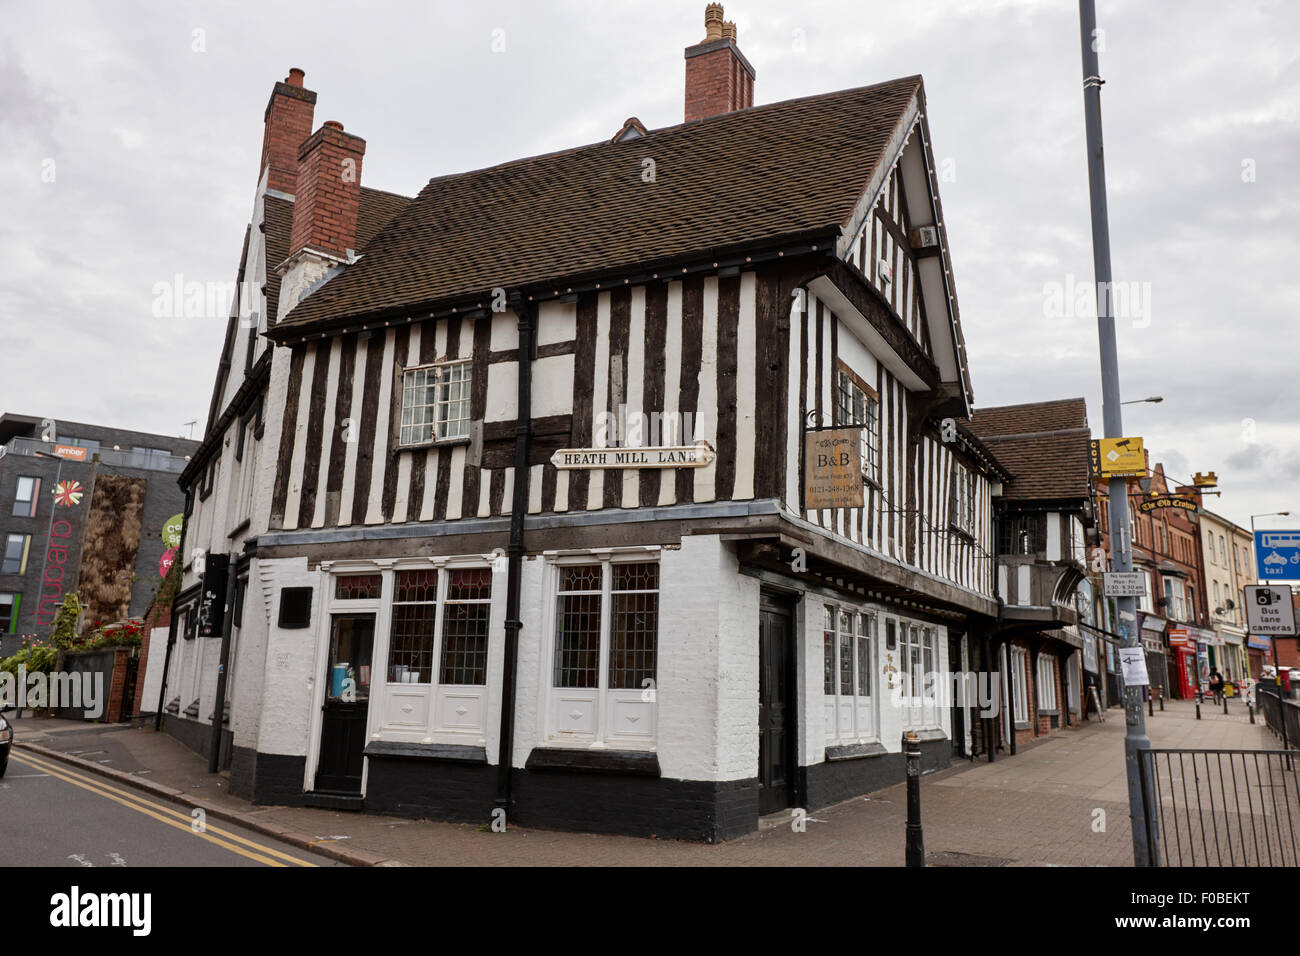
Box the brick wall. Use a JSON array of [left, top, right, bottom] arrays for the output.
[[260, 72, 317, 194], [289, 122, 366, 259], [684, 40, 753, 122]]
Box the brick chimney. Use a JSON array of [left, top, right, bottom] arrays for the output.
[[288, 120, 366, 261], [259, 68, 317, 194], [684, 4, 755, 122]]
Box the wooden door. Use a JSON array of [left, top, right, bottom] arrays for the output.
[[758, 603, 795, 815]]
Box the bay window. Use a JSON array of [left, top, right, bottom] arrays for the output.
[[823, 604, 876, 741], [549, 559, 659, 746]]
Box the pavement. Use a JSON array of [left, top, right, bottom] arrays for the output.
[[4, 696, 1284, 866]]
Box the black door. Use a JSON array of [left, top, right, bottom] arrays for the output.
[[315, 614, 375, 794], [758, 601, 795, 815], [949, 633, 965, 757]]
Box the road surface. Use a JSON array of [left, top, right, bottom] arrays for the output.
[[0, 750, 345, 867]]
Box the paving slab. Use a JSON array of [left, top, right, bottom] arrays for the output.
[[4, 697, 1284, 866]]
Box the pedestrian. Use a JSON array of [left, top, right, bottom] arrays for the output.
[[1208, 669, 1224, 706]]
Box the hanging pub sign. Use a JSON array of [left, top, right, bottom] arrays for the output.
[[1089, 436, 1146, 478], [804, 428, 864, 510], [195, 553, 230, 638], [550, 441, 715, 470], [1137, 493, 1197, 514]]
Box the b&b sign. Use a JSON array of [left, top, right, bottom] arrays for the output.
[[804, 428, 863, 511]]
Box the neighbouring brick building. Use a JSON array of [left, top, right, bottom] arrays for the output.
[[968, 398, 1099, 755], [0, 414, 196, 662], [1093, 461, 1211, 701]]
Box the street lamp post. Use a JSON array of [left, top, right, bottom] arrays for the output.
[[1078, 0, 1158, 866]]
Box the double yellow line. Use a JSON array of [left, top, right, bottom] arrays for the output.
[[10, 750, 319, 867]]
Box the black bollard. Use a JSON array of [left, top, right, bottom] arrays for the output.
[[905, 731, 925, 868], [1249, 701, 1255, 724]]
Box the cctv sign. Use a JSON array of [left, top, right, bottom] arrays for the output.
[[1245, 585, 1297, 637]]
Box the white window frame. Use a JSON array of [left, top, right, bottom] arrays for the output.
[[950, 463, 976, 535], [400, 359, 472, 447], [368, 562, 495, 744], [823, 603, 877, 742], [1009, 645, 1029, 724], [834, 364, 881, 484], [543, 554, 659, 750], [899, 622, 940, 729], [1036, 653, 1057, 711]]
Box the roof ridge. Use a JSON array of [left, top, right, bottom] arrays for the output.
[[411, 75, 924, 195]]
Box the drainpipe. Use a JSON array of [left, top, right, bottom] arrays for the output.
[[496, 293, 535, 812], [208, 553, 239, 772]]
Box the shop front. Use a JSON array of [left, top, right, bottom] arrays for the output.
[[1248, 633, 1272, 679], [1169, 627, 1197, 699]]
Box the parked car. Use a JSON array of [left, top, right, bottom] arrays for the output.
[[0, 713, 10, 777]]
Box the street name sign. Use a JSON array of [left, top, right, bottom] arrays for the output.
[[1254, 530, 1300, 581], [550, 442, 715, 470], [1245, 585, 1297, 636], [1103, 571, 1147, 597]]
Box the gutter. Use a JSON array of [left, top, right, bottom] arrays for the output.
[[496, 293, 535, 812]]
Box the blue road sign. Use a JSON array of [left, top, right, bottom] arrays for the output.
[[1255, 529, 1300, 581]]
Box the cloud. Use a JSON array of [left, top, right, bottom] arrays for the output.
[[1, 0, 1296, 530]]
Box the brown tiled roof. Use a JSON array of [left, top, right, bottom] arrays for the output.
[[356, 187, 413, 249], [263, 195, 293, 322], [262, 187, 411, 322], [276, 75, 922, 331], [968, 398, 1092, 501]]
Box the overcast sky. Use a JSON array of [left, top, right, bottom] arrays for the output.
[[2, 0, 1296, 531]]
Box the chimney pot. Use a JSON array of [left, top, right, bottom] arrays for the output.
[[286, 67, 305, 87], [685, 4, 755, 122], [324, 120, 344, 130], [704, 2, 724, 40]]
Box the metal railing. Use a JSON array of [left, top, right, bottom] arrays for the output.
[[1138, 748, 1300, 866], [0, 436, 189, 474], [1258, 689, 1300, 748]]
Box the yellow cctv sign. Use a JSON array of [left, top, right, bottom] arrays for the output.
[[1089, 437, 1145, 478]]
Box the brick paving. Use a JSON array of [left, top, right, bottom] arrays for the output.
[[7, 696, 1283, 866]]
